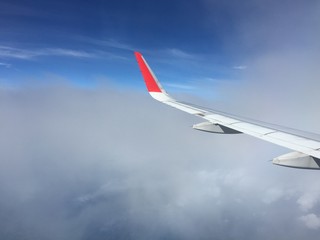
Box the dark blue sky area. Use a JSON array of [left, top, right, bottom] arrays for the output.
[[0, 0, 317, 93], [1, 1, 230, 50]]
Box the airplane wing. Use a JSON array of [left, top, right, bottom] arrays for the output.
[[134, 51, 320, 169]]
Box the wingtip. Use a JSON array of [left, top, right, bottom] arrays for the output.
[[134, 51, 141, 57], [134, 51, 163, 93]]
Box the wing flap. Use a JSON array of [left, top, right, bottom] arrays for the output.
[[193, 122, 242, 134]]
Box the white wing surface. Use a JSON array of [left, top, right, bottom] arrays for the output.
[[134, 52, 320, 169]]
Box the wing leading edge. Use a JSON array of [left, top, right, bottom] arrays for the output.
[[134, 51, 320, 169]]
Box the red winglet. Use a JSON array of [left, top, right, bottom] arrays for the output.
[[135, 52, 162, 93]]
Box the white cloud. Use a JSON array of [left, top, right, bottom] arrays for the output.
[[165, 82, 195, 90], [233, 65, 247, 70], [262, 188, 284, 204], [0, 45, 121, 60], [299, 214, 320, 229], [0, 79, 319, 239], [0, 62, 11, 68], [167, 48, 194, 59], [44, 48, 96, 58], [83, 38, 134, 51], [297, 192, 320, 212], [77, 181, 128, 204], [0, 46, 37, 59]]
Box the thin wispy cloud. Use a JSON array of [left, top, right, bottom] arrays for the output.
[[44, 48, 96, 58], [93, 39, 134, 51], [0, 45, 127, 60], [0, 46, 37, 59], [202, 77, 231, 83], [165, 82, 196, 90], [0, 62, 11, 68], [79, 37, 134, 51], [233, 65, 247, 70], [166, 48, 195, 59]]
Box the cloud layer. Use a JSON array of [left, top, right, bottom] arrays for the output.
[[0, 82, 320, 239]]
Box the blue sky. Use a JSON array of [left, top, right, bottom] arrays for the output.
[[0, 0, 267, 92], [1, 0, 317, 95]]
